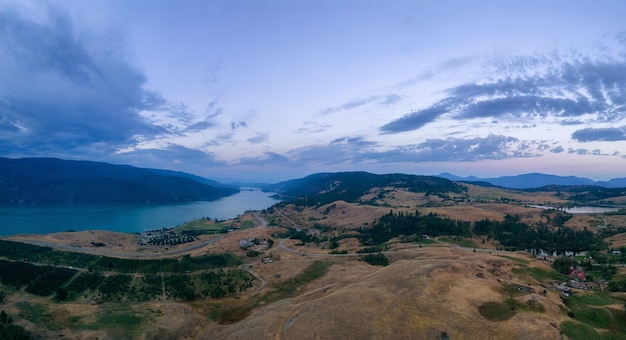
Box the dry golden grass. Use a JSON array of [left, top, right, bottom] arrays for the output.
[[3, 223, 573, 340], [6, 230, 139, 252], [607, 233, 626, 249], [462, 183, 569, 205], [202, 248, 565, 340], [5, 185, 626, 339]]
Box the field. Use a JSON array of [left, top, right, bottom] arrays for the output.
[[2, 183, 626, 338]]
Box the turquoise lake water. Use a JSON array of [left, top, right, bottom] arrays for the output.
[[0, 188, 280, 236]]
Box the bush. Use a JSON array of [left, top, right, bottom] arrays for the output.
[[0, 310, 30, 339], [478, 301, 516, 321], [329, 250, 348, 254], [363, 253, 389, 266]]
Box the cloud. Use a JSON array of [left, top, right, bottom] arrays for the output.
[[183, 103, 223, 133], [294, 122, 332, 134], [185, 117, 219, 133], [0, 4, 166, 156], [551, 146, 565, 153], [247, 132, 270, 144], [319, 94, 401, 115], [380, 48, 626, 134], [379, 104, 449, 133], [111, 144, 239, 179], [357, 134, 544, 164], [408, 134, 538, 162], [263, 134, 544, 168], [572, 127, 626, 142], [237, 152, 289, 166], [393, 56, 477, 90], [284, 136, 378, 166], [457, 95, 591, 119], [568, 148, 589, 155], [560, 119, 585, 126], [231, 121, 247, 130]]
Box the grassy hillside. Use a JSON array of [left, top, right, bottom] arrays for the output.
[[4, 173, 626, 339]]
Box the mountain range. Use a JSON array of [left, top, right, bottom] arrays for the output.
[[3, 156, 625, 205], [438, 172, 626, 189], [0, 157, 238, 205]]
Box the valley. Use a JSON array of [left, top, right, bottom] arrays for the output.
[[2, 175, 626, 339]]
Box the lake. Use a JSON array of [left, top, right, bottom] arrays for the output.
[[529, 205, 621, 214], [0, 188, 280, 236]]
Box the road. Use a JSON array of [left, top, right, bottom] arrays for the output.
[[5, 212, 274, 258], [4, 210, 277, 260], [241, 264, 266, 290], [3, 208, 527, 262], [274, 209, 386, 258], [252, 212, 268, 227], [272, 208, 526, 258]]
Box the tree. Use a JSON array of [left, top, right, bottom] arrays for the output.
[[552, 257, 574, 275], [329, 240, 339, 249], [363, 253, 389, 266], [55, 287, 68, 301]]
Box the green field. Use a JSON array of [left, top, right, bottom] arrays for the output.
[[209, 260, 332, 324], [560, 292, 626, 339], [438, 237, 477, 248], [478, 283, 545, 322]]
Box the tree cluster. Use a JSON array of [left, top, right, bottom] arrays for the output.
[[358, 210, 605, 253], [474, 215, 602, 252], [0, 260, 76, 296], [0, 240, 241, 274], [358, 210, 470, 246], [362, 253, 389, 266], [1, 310, 30, 340]]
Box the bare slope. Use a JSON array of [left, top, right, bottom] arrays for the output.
[[203, 249, 564, 339]]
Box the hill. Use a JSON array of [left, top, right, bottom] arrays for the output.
[[0, 157, 238, 205], [4, 180, 626, 339], [264, 171, 466, 206], [205, 250, 566, 340], [439, 172, 626, 189]]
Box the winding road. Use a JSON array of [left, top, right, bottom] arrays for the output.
[[6, 212, 266, 258], [3, 209, 522, 261]]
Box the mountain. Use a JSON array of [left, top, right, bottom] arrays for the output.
[[147, 168, 237, 189], [264, 171, 465, 205], [437, 172, 626, 189], [0, 157, 238, 205], [597, 178, 626, 188]]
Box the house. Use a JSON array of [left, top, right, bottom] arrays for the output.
[[239, 239, 254, 248]]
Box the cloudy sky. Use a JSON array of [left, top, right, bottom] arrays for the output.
[[1, 1, 626, 182]]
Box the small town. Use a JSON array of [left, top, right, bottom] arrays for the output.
[[138, 229, 197, 247]]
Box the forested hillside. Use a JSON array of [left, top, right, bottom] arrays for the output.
[[357, 210, 604, 252], [264, 171, 465, 206], [0, 157, 238, 205]]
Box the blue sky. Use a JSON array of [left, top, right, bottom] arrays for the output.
[[1, 1, 626, 182]]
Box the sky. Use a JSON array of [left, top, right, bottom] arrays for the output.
[[1, 0, 626, 182]]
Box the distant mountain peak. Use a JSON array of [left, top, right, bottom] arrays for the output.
[[437, 172, 625, 189]]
